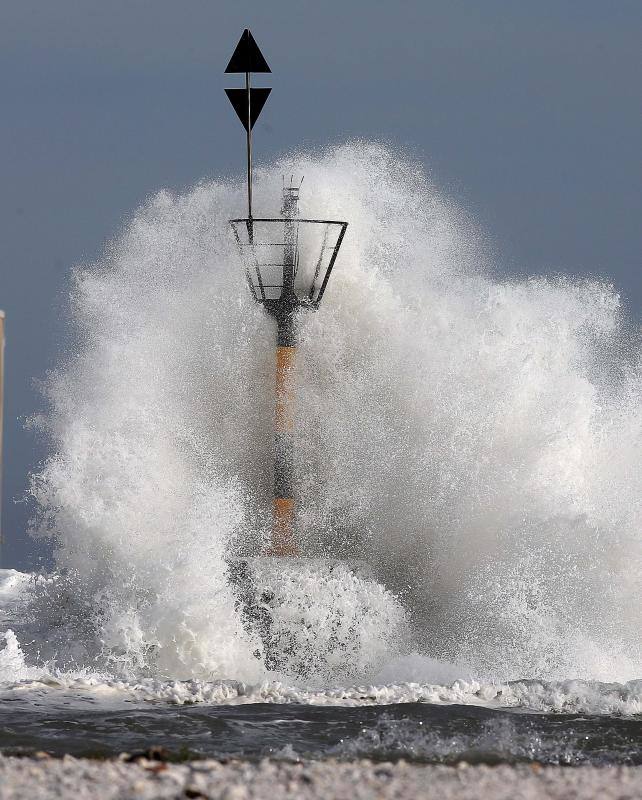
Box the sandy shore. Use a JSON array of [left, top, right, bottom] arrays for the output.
[[0, 756, 639, 800]]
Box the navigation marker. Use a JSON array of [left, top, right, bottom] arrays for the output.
[[224, 87, 271, 131], [224, 29, 272, 225], [224, 29, 271, 74], [224, 32, 363, 676]]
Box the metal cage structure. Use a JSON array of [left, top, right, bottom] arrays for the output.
[[229, 216, 347, 308]]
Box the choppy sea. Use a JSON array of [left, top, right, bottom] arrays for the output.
[[1, 569, 640, 765]]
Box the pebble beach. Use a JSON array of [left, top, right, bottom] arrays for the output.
[[0, 756, 639, 800]]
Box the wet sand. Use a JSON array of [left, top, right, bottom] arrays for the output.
[[0, 756, 639, 800]]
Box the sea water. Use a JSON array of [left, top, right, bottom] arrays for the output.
[[0, 143, 640, 763]]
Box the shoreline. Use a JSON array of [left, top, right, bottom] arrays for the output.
[[0, 756, 640, 799]]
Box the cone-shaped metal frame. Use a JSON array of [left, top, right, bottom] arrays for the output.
[[230, 187, 347, 555]]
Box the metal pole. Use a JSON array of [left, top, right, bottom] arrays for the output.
[[270, 191, 299, 555], [245, 70, 253, 222], [272, 310, 297, 556], [0, 311, 5, 566]]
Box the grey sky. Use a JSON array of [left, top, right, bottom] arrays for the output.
[[1, 1, 640, 568]]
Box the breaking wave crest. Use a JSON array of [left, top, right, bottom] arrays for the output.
[[2, 142, 639, 696], [0, 623, 640, 717]]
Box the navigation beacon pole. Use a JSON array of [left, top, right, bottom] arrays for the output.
[[271, 187, 298, 555], [226, 30, 347, 559]]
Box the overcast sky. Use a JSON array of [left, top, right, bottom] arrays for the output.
[[1, 1, 640, 568]]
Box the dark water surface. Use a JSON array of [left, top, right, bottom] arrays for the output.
[[0, 701, 639, 765]]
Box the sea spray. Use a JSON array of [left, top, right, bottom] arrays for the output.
[[22, 141, 641, 685]]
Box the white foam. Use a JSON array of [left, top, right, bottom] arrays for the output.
[[0, 631, 31, 681], [20, 141, 642, 687], [0, 670, 639, 716]]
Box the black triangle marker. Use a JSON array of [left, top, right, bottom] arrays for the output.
[[224, 30, 272, 222], [225, 29, 271, 74], [225, 88, 271, 131]]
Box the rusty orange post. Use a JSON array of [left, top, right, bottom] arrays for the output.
[[269, 307, 299, 554], [272, 340, 297, 553]]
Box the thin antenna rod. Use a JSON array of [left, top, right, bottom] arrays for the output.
[[225, 28, 270, 234], [246, 70, 253, 221]]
